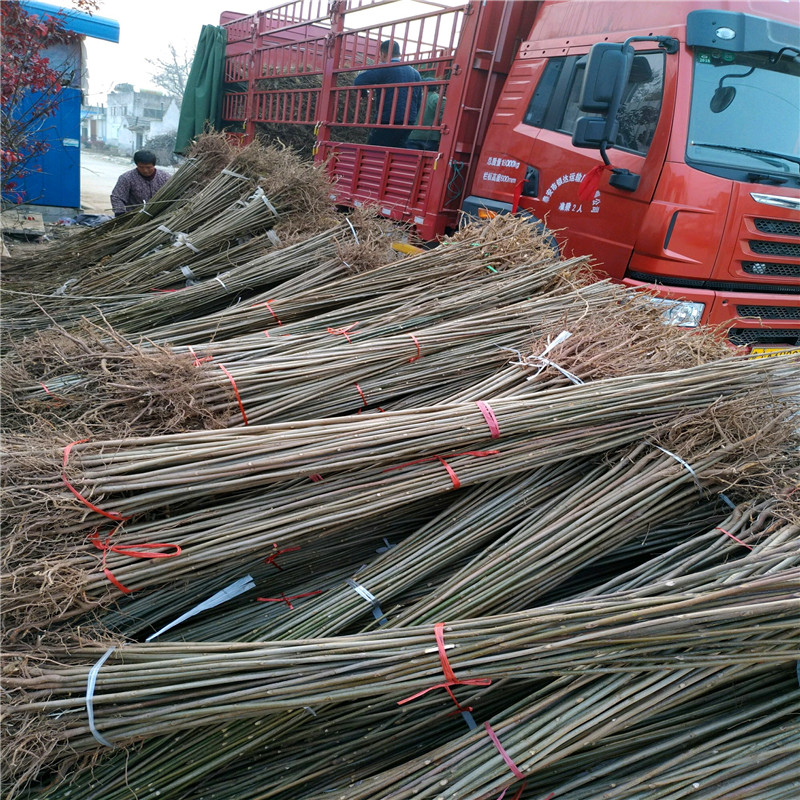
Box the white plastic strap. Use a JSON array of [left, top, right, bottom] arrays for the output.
[[157, 224, 173, 235], [54, 277, 77, 297], [527, 330, 583, 385], [86, 647, 117, 748], [267, 229, 282, 246], [146, 575, 255, 642], [345, 216, 360, 244], [260, 194, 278, 217], [533, 357, 584, 385], [172, 232, 199, 253], [138, 203, 153, 217], [652, 444, 704, 497], [542, 329, 572, 354], [221, 168, 250, 180], [214, 275, 229, 290], [345, 578, 387, 625], [180, 265, 197, 281]]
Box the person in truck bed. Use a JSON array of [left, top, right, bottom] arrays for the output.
[[407, 79, 445, 151], [354, 40, 422, 148], [110, 150, 171, 217]]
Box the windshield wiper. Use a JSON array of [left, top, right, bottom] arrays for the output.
[[691, 142, 800, 168]]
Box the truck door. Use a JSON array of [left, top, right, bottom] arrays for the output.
[[477, 45, 676, 280]]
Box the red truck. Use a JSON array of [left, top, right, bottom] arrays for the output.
[[219, 0, 800, 352]]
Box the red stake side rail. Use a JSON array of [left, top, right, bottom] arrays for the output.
[[220, 0, 540, 239]]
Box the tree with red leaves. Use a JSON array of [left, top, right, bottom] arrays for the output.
[[1, 1, 95, 202]]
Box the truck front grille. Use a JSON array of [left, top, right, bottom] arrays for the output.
[[749, 240, 800, 257], [742, 261, 800, 279], [754, 218, 800, 237], [626, 269, 799, 294], [736, 305, 800, 321], [728, 328, 800, 346]]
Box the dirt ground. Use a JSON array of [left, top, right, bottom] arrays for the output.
[[80, 150, 136, 214]]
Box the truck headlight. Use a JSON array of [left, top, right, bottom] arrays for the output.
[[649, 298, 705, 328]]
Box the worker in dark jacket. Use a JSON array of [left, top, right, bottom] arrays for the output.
[[110, 150, 171, 216], [354, 40, 422, 148]]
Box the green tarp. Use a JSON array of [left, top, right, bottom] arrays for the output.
[[175, 25, 227, 154]]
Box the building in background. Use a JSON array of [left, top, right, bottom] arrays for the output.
[[80, 103, 107, 147], [103, 85, 180, 157]]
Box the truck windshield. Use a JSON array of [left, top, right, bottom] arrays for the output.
[[687, 47, 800, 184]]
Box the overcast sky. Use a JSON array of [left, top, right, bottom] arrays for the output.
[[84, 0, 263, 103]]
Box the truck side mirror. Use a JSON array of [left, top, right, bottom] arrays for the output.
[[572, 42, 633, 149], [579, 43, 634, 113], [572, 116, 619, 148]]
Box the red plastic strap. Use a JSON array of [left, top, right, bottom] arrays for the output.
[[511, 178, 524, 215], [253, 300, 282, 326], [497, 787, 526, 800], [89, 530, 182, 594], [97, 541, 181, 559], [499, 790, 551, 800], [265, 301, 282, 325], [398, 678, 490, 709], [398, 622, 491, 709], [715, 526, 753, 550], [578, 163, 613, 203], [385, 450, 499, 490], [476, 401, 501, 439], [265, 545, 301, 570], [40, 382, 65, 405], [327, 322, 359, 343], [188, 346, 213, 367], [218, 364, 248, 425], [309, 473, 323, 482], [437, 457, 461, 489], [485, 722, 525, 780], [498, 788, 550, 800], [62, 440, 131, 522], [355, 383, 369, 407], [354, 383, 385, 413], [257, 590, 322, 610], [408, 334, 421, 363], [435, 621, 458, 682], [102, 565, 133, 595]]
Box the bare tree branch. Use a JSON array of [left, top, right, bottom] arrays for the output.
[[146, 45, 193, 105]]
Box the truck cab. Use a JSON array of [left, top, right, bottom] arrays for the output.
[[217, 0, 799, 350], [466, 1, 800, 350]]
